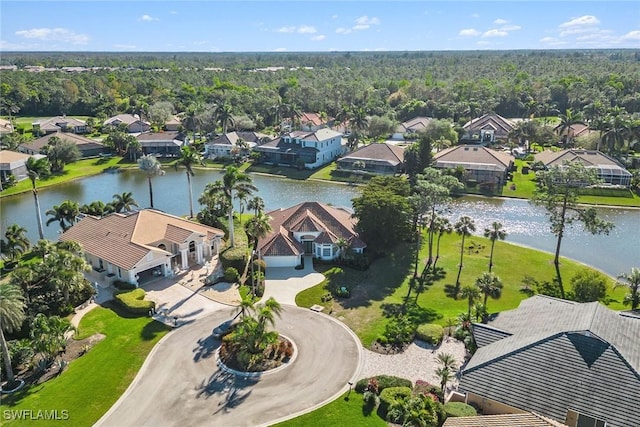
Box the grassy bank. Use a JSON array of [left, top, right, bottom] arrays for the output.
[[0, 304, 170, 426], [297, 233, 628, 347]]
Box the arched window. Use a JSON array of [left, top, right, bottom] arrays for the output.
[[158, 243, 166, 250]]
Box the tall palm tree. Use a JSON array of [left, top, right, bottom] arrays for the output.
[[80, 200, 112, 217], [475, 272, 503, 309], [235, 295, 255, 319], [25, 156, 51, 240], [183, 105, 203, 141], [48, 245, 89, 305], [112, 192, 139, 213], [221, 166, 257, 247], [335, 237, 350, 261], [1, 224, 30, 262], [247, 196, 265, 216], [433, 216, 452, 270], [615, 268, 640, 311], [215, 103, 235, 134], [138, 154, 165, 208], [460, 284, 480, 317], [175, 145, 204, 218], [483, 222, 507, 272], [454, 216, 476, 291], [557, 108, 585, 147], [245, 212, 272, 252], [45, 200, 80, 232], [602, 110, 630, 157], [0, 282, 26, 386]]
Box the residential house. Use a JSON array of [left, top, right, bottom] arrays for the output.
[[60, 209, 224, 287], [254, 129, 344, 169], [258, 201, 366, 268], [553, 123, 594, 144], [443, 413, 567, 427], [103, 114, 151, 133], [19, 132, 107, 158], [337, 142, 406, 175], [204, 131, 268, 159], [32, 116, 88, 136], [164, 116, 182, 131], [391, 116, 433, 140], [0, 118, 14, 134], [461, 114, 515, 144], [459, 295, 640, 427], [136, 131, 187, 157], [298, 112, 327, 131], [535, 149, 632, 186], [0, 150, 47, 184], [433, 145, 514, 186]]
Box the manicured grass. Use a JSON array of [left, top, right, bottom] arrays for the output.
[[297, 234, 628, 347], [0, 304, 170, 426], [0, 157, 125, 197], [273, 392, 386, 427], [247, 162, 339, 182]]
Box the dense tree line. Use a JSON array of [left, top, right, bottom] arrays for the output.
[[1, 50, 639, 127]]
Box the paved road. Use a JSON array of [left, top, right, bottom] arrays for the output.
[[96, 306, 362, 427]]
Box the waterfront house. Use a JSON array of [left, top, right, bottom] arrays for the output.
[[433, 145, 514, 186], [534, 149, 632, 186], [204, 131, 268, 159], [136, 131, 187, 157], [337, 142, 406, 175], [19, 132, 107, 158], [461, 113, 515, 144], [0, 150, 47, 183], [103, 114, 151, 133], [254, 128, 344, 169]]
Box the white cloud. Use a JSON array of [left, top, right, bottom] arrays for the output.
[[501, 25, 521, 32], [482, 29, 508, 38], [274, 47, 287, 52], [311, 35, 326, 41], [15, 27, 89, 45], [337, 15, 380, 34], [0, 40, 41, 50], [139, 14, 159, 22], [560, 15, 599, 28], [622, 30, 640, 40], [277, 26, 296, 33], [336, 27, 348, 34], [540, 36, 567, 47], [494, 18, 508, 25], [297, 25, 317, 34], [355, 16, 380, 26], [459, 28, 481, 37]]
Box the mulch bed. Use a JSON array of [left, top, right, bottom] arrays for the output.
[[369, 340, 410, 355], [219, 336, 293, 373]]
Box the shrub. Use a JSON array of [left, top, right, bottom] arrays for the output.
[[444, 402, 477, 417], [113, 280, 136, 290], [382, 315, 415, 346], [379, 386, 412, 417], [414, 380, 442, 398], [220, 246, 248, 272], [114, 289, 155, 315], [416, 323, 444, 345], [224, 267, 239, 282], [252, 258, 266, 272], [355, 375, 412, 393]]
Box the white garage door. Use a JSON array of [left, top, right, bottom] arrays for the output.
[[264, 256, 299, 268]]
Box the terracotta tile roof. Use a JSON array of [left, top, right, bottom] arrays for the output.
[[60, 209, 223, 270], [103, 114, 148, 126], [34, 116, 86, 131], [434, 145, 514, 171], [260, 229, 304, 257], [20, 132, 104, 154], [534, 149, 626, 168], [299, 112, 324, 126], [0, 150, 33, 164], [463, 113, 515, 135], [443, 413, 567, 427], [340, 143, 406, 166], [136, 131, 186, 143]]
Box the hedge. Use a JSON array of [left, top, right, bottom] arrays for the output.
[[416, 323, 444, 345], [443, 402, 477, 418], [114, 289, 155, 315], [379, 386, 412, 417], [219, 245, 248, 272], [355, 375, 413, 393]]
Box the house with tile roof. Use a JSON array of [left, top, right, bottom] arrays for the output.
[[136, 131, 187, 157], [298, 112, 327, 131], [443, 413, 568, 427], [253, 128, 344, 169], [258, 202, 365, 268], [433, 145, 514, 186], [461, 114, 515, 144], [32, 116, 88, 136], [164, 115, 182, 131], [204, 131, 269, 159], [459, 295, 640, 427], [0, 150, 47, 185], [0, 118, 14, 134], [60, 209, 224, 286], [392, 116, 434, 140], [19, 132, 107, 158], [103, 114, 151, 133], [553, 123, 594, 143], [534, 149, 631, 186], [337, 142, 406, 175]]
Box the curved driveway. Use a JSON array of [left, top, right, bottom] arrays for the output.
[[96, 306, 361, 427]]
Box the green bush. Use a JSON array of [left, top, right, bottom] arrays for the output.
[[416, 323, 444, 345], [114, 289, 155, 315], [444, 402, 477, 417], [113, 280, 136, 290], [224, 267, 239, 282], [379, 386, 412, 417], [382, 315, 415, 346], [355, 375, 413, 393]]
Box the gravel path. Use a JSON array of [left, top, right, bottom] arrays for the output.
[[359, 337, 467, 389]]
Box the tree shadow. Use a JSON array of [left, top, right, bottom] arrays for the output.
[[195, 370, 260, 413], [192, 334, 221, 363], [444, 284, 459, 300], [381, 302, 440, 324]]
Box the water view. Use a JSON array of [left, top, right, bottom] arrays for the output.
[[1, 169, 638, 277]]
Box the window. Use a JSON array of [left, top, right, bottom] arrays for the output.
[[189, 241, 196, 253], [322, 247, 331, 257], [99, 259, 104, 269]]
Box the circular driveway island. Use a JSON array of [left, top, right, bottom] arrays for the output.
[[97, 306, 362, 427]]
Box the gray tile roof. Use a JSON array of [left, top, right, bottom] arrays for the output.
[[339, 142, 406, 166], [443, 413, 567, 427], [471, 323, 512, 348], [460, 296, 640, 427]]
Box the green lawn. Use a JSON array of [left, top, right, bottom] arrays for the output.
[[273, 392, 386, 427], [0, 304, 170, 426], [297, 233, 628, 347]]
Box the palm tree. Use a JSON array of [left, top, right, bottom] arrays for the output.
[[0, 282, 26, 386], [434, 351, 457, 400], [615, 268, 640, 311], [48, 246, 89, 304], [483, 222, 507, 272], [335, 237, 350, 261], [30, 313, 74, 363], [215, 103, 235, 134], [25, 156, 51, 240], [433, 216, 452, 270], [175, 145, 204, 218], [183, 105, 203, 141], [112, 192, 139, 213], [1, 224, 30, 262], [454, 216, 476, 291], [460, 284, 480, 317], [557, 108, 585, 147], [138, 154, 165, 208], [602, 110, 630, 157], [245, 212, 272, 252], [221, 166, 257, 247], [475, 272, 503, 309], [45, 200, 80, 232], [79, 200, 112, 217], [247, 196, 265, 216]]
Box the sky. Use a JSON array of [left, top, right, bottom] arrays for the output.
[[1, 1, 639, 52]]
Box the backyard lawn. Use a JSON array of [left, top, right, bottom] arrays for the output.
[[297, 233, 628, 347], [0, 304, 170, 427]]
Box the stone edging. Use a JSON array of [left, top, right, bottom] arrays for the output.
[[215, 334, 298, 378]]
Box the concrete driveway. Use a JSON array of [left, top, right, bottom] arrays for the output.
[[261, 256, 325, 305], [96, 306, 362, 427]]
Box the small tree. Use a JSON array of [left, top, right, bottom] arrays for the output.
[[615, 268, 640, 311], [570, 270, 607, 303], [483, 222, 507, 272]]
